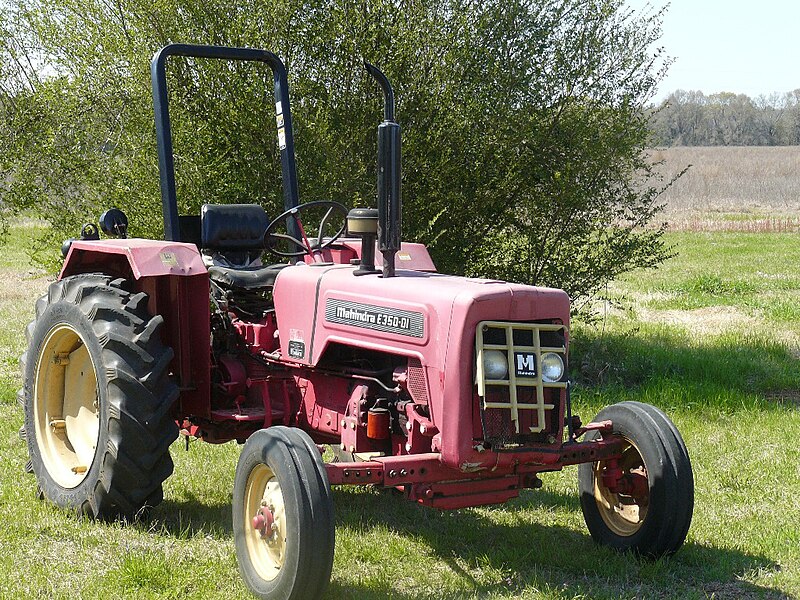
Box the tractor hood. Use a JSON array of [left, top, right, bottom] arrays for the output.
[[272, 264, 570, 370]]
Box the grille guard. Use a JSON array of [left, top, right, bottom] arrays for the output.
[[475, 321, 568, 447]]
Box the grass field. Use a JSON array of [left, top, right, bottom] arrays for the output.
[[1, 219, 799, 599]]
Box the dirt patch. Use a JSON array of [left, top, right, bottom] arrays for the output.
[[703, 581, 789, 600], [636, 304, 758, 336], [0, 268, 51, 304], [764, 390, 800, 407]]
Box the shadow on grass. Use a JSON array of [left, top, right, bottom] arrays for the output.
[[137, 481, 785, 599], [142, 496, 233, 538], [326, 485, 785, 600]]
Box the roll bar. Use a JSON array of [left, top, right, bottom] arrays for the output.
[[150, 44, 300, 242]]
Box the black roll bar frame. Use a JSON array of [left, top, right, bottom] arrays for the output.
[[150, 43, 300, 241]]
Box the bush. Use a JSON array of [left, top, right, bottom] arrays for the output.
[[0, 0, 672, 311]]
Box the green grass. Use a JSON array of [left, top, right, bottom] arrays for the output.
[[619, 232, 800, 323], [1, 226, 799, 598]]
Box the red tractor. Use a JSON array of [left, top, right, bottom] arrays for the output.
[[19, 44, 693, 599]]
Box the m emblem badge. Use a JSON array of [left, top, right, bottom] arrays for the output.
[[514, 352, 536, 377]]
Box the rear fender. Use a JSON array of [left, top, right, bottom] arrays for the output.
[[60, 238, 206, 280], [60, 239, 211, 418]]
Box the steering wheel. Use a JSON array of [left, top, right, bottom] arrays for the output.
[[264, 200, 349, 258]]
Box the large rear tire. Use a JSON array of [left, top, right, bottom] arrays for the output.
[[578, 401, 693, 557], [21, 274, 179, 519], [233, 426, 335, 600]]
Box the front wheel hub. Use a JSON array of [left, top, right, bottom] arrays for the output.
[[593, 439, 650, 537], [252, 504, 276, 540], [243, 465, 287, 582]]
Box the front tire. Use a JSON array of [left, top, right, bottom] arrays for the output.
[[22, 274, 179, 519], [578, 401, 693, 557], [233, 427, 335, 600]]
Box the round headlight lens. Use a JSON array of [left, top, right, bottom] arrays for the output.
[[541, 352, 565, 382], [482, 350, 508, 380]]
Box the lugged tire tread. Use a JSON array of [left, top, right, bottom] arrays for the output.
[[21, 273, 179, 519], [139, 347, 175, 386], [134, 315, 166, 348], [25, 321, 36, 344], [109, 408, 176, 468], [125, 292, 149, 313], [34, 294, 48, 318], [99, 332, 156, 364]]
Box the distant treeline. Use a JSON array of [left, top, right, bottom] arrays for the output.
[[649, 90, 800, 146]]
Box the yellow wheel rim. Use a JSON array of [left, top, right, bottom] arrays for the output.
[[33, 324, 100, 489], [244, 464, 287, 582], [593, 438, 649, 537]]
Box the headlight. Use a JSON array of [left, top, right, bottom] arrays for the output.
[[482, 350, 508, 380], [541, 352, 564, 382]]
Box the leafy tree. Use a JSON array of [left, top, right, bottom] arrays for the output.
[[0, 0, 671, 312]]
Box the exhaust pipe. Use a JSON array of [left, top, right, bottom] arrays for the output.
[[365, 62, 401, 278]]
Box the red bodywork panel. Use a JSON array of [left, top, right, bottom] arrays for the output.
[[306, 239, 437, 272], [272, 265, 571, 472], [60, 238, 207, 279], [60, 239, 212, 418]]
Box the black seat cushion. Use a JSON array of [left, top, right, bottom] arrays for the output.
[[208, 264, 289, 290], [201, 204, 269, 265], [201, 203, 269, 249]]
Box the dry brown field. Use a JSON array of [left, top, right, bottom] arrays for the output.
[[648, 146, 800, 230]]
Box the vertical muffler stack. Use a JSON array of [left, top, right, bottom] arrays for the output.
[[365, 62, 401, 278]]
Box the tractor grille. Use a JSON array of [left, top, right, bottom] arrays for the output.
[[407, 357, 429, 405], [475, 321, 567, 449]]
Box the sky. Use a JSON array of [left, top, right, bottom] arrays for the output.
[[625, 0, 800, 101]]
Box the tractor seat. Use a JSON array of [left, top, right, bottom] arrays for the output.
[[207, 264, 288, 290], [201, 204, 287, 289]]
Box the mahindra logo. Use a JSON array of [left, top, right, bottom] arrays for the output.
[[514, 352, 536, 377]]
